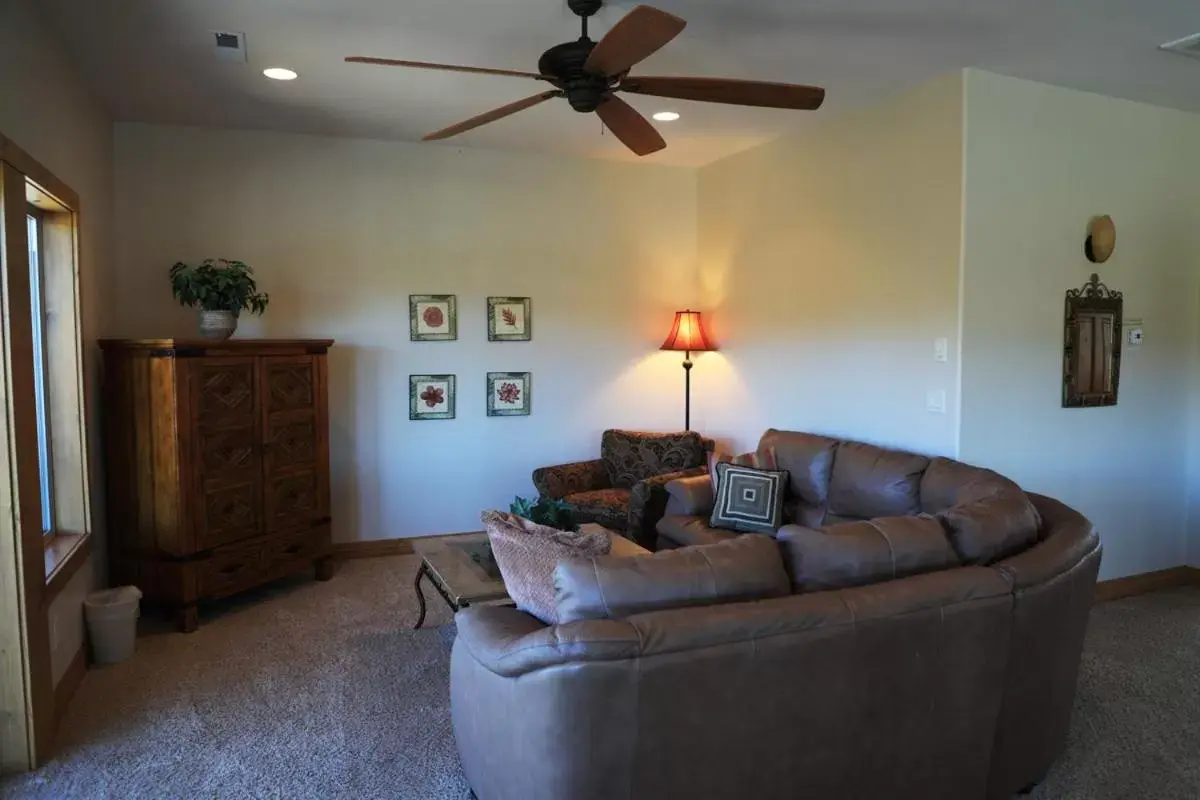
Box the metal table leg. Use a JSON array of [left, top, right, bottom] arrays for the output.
[[413, 562, 430, 629]]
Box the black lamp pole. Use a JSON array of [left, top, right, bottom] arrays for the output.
[[682, 350, 693, 431]]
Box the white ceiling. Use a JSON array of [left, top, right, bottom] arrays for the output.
[[36, 0, 1200, 167]]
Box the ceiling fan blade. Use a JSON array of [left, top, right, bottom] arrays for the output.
[[595, 95, 666, 157], [345, 57, 552, 82], [584, 6, 687, 78], [621, 76, 825, 110], [424, 91, 563, 141]]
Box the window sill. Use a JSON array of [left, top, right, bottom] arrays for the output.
[[44, 532, 91, 605]]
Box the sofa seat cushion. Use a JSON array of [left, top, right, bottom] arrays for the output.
[[482, 511, 612, 624], [828, 441, 929, 519], [710, 462, 790, 534], [553, 535, 791, 623], [563, 488, 631, 530], [938, 494, 1041, 565], [601, 429, 708, 489], [656, 515, 739, 548], [920, 457, 1024, 514], [777, 515, 960, 593]]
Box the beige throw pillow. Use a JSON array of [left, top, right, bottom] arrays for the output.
[[481, 511, 612, 625]]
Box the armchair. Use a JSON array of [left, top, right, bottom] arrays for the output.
[[532, 430, 711, 549]]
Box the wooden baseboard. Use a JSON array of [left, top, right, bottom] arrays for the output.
[[54, 644, 86, 723], [331, 539, 414, 560], [1095, 566, 1200, 603]]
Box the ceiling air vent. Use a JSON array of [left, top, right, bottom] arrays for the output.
[[212, 30, 247, 63], [1160, 33, 1200, 61]]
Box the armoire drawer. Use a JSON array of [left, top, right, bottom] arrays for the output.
[[199, 543, 264, 598], [262, 527, 325, 574]]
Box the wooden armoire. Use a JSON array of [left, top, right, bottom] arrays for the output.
[[100, 339, 334, 632]]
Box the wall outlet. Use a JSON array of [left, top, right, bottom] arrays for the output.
[[926, 389, 947, 414], [934, 337, 949, 363]]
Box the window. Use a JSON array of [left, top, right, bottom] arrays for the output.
[[26, 208, 54, 534]]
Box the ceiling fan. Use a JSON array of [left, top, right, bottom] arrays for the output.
[[345, 0, 825, 157]]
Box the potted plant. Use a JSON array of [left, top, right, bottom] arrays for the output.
[[168, 259, 270, 341], [509, 496, 578, 531]]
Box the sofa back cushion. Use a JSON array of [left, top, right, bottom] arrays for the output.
[[920, 457, 1023, 514], [938, 495, 1041, 565], [777, 516, 960, 593], [827, 441, 929, 519], [553, 535, 790, 624], [602, 429, 708, 489], [758, 429, 839, 526]]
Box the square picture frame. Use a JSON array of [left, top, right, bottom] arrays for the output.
[[487, 297, 531, 342], [487, 372, 531, 417], [410, 295, 457, 341], [410, 374, 456, 420]]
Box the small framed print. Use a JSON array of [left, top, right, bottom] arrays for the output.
[[487, 297, 531, 342], [487, 372, 531, 417], [410, 374, 456, 420], [410, 295, 457, 341]]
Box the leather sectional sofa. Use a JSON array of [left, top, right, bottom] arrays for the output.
[[451, 429, 1101, 800]]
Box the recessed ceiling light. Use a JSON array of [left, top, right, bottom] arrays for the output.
[[263, 67, 298, 81], [652, 111, 680, 122]]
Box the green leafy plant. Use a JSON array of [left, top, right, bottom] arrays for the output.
[[510, 496, 578, 531], [169, 259, 270, 315]]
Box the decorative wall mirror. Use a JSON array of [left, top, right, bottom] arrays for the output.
[[1063, 273, 1123, 408]]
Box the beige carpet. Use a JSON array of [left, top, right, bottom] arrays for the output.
[[2, 555, 472, 799], [3, 558, 1199, 799]]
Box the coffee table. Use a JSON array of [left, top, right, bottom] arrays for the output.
[[411, 525, 648, 628]]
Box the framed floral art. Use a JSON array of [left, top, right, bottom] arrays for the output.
[[410, 295, 457, 341], [487, 372, 531, 417], [410, 374, 456, 420], [487, 297, 531, 342]]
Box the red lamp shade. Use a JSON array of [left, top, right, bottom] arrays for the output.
[[660, 310, 715, 353]]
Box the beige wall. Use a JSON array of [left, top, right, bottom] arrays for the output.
[[960, 70, 1200, 580], [0, 0, 114, 684], [694, 73, 964, 457], [113, 123, 698, 541]]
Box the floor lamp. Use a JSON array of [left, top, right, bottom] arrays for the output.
[[660, 310, 715, 431]]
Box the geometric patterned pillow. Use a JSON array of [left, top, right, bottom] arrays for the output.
[[709, 462, 789, 534], [708, 446, 778, 491]]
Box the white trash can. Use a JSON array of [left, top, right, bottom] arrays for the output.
[[84, 586, 142, 664]]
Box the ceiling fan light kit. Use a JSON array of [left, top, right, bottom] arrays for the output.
[[345, 2, 826, 157]]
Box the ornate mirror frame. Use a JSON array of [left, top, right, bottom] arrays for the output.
[[1063, 273, 1123, 408]]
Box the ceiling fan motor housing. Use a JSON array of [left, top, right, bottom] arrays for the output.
[[538, 39, 612, 112], [567, 0, 604, 18]]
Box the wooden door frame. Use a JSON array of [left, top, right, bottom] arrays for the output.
[[0, 131, 88, 772]]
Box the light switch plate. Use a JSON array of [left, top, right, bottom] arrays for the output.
[[934, 337, 949, 363], [926, 389, 947, 414], [1128, 327, 1144, 346]]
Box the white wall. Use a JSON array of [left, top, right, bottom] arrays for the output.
[[694, 73, 964, 457], [960, 70, 1200, 580], [0, 0, 114, 684], [113, 123, 698, 541]]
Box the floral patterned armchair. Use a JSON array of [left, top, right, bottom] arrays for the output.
[[532, 430, 713, 549]]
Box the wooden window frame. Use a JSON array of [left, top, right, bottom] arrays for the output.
[[0, 131, 92, 772]]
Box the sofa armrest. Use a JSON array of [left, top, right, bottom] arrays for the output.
[[454, 606, 641, 678], [532, 458, 610, 500], [628, 466, 710, 548], [993, 493, 1100, 591], [664, 473, 715, 517]]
